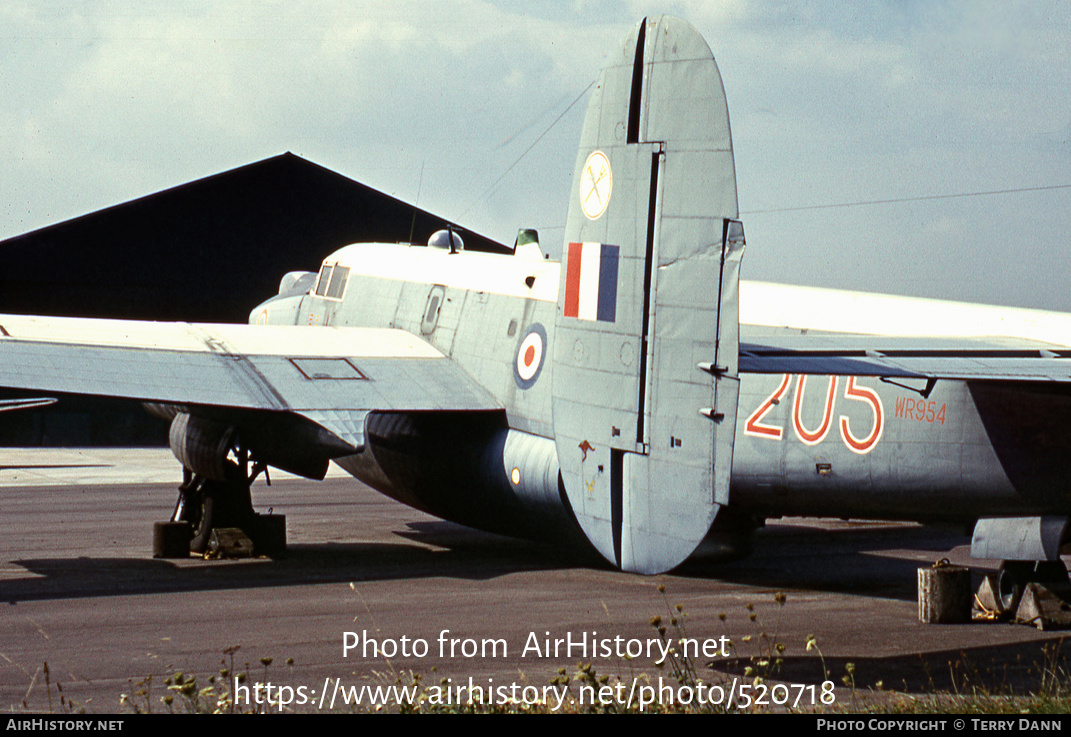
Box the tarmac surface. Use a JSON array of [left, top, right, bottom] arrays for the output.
[[1, 449, 1068, 713]]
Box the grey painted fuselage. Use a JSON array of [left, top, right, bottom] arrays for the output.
[[255, 244, 1062, 547]]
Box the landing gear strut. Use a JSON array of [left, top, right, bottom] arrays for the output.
[[175, 472, 256, 553], [153, 459, 285, 558]]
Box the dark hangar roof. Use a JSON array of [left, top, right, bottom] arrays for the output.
[[0, 154, 510, 445], [0, 153, 509, 323]]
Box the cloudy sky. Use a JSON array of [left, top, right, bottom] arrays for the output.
[[3, 1, 1069, 310]]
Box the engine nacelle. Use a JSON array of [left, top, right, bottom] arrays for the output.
[[168, 413, 240, 481], [971, 516, 1071, 561], [344, 412, 590, 550]]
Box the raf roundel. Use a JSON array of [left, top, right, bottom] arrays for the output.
[[513, 323, 548, 390]]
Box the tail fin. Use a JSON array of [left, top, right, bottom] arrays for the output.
[[553, 16, 744, 573]]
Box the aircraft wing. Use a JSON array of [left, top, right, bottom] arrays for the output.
[[740, 332, 1071, 383], [0, 314, 500, 450]]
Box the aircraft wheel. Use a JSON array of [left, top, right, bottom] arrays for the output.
[[997, 561, 1033, 613], [188, 490, 214, 554], [189, 481, 255, 553]]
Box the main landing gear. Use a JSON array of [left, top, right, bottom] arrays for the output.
[[996, 560, 1071, 613], [152, 463, 286, 559]]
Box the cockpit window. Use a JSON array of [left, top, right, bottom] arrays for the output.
[[326, 266, 350, 300], [315, 264, 334, 297], [314, 263, 350, 300]]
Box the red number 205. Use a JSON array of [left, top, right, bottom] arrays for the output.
[[745, 375, 884, 454]]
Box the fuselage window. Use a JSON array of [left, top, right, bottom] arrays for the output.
[[421, 285, 446, 335], [315, 264, 334, 297]]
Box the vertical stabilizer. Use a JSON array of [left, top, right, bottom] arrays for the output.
[[553, 16, 743, 573]]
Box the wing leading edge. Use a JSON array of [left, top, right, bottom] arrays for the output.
[[0, 314, 500, 451], [741, 333, 1071, 383], [739, 282, 1071, 384]]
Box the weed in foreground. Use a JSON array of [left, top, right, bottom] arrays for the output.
[[119, 645, 296, 714], [19, 662, 84, 714], [80, 586, 1071, 713], [858, 640, 1071, 714]]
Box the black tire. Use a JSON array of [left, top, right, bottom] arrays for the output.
[[188, 489, 215, 554], [997, 561, 1033, 613], [188, 481, 255, 553]]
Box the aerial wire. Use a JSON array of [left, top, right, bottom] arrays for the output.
[[528, 183, 1071, 235], [460, 80, 595, 220], [407, 159, 426, 244], [741, 184, 1071, 214], [464, 84, 1071, 229]]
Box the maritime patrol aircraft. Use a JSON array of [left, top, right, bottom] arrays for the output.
[[1, 18, 1069, 603]]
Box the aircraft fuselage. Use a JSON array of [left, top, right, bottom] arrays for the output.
[[252, 242, 1071, 553]]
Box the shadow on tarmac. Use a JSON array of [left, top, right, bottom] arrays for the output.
[[4, 518, 975, 606]]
